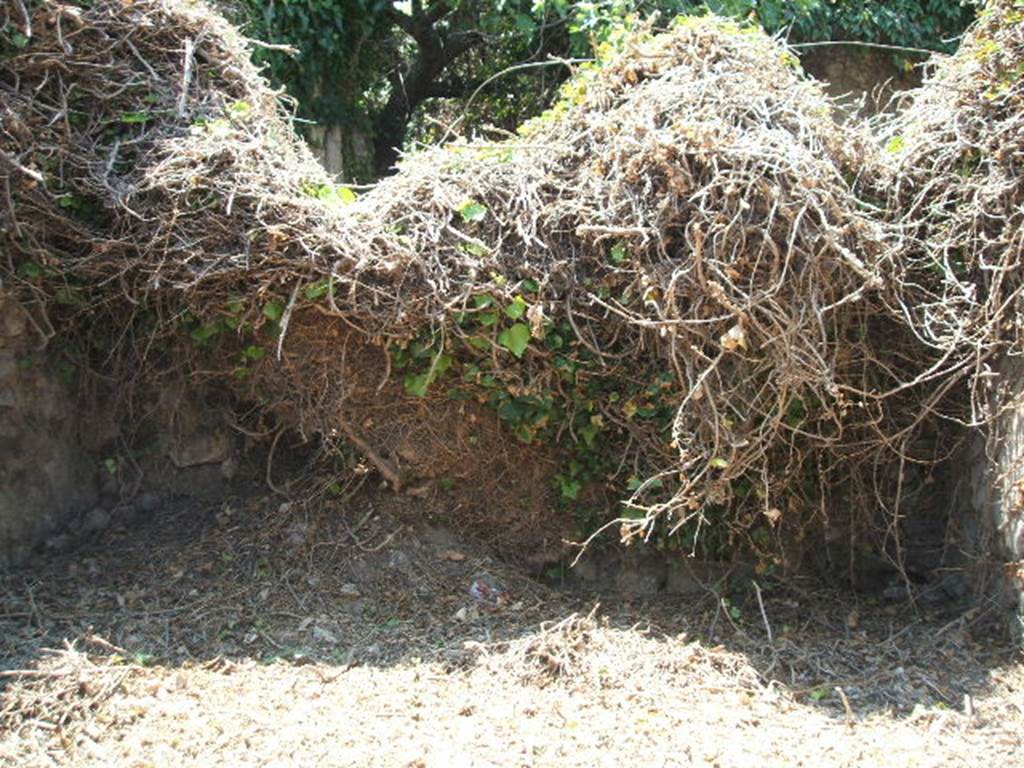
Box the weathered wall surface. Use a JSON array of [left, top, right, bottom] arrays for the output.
[[959, 359, 1024, 643], [0, 290, 98, 567], [0, 289, 240, 567], [801, 45, 921, 118]]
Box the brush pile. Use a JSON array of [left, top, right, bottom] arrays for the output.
[[884, 0, 1024, 422], [1, 0, 1008, 566]]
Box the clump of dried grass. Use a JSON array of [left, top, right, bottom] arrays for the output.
[[466, 606, 767, 694], [0, 637, 135, 742]]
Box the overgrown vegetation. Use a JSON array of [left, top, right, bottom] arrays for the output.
[[2, 0, 1022, 577]]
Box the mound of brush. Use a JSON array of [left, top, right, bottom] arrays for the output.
[[3, 0, 1008, 567]]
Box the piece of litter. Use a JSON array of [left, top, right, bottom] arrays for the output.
[[469, 577, 507, 604]]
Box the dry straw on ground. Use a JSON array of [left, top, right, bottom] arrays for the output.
[[0, 491, 1020, 767]]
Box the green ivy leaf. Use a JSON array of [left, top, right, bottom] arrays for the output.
[[578, 422, 600, 447], [16, 261, 42, 280], [304, 280, 331, 300], [556, 475, 582, 500], [119, 111, 152, 124], [404, 372, 432, 398], [498, 323, 531, 358], [315, 184, 357, 206], [460, 241, 490, 257], [433, 353, 453, 378], [262, 301, 284, 322], [458, 200, 488, 223], [403, 354, 452, 397], [505, 295, 528, 320], [190, 325, 219, 345], [514, 12, 536, 33], [229, 100, 252, 118]]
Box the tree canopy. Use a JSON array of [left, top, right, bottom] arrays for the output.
[[239, 0, 979, 179]]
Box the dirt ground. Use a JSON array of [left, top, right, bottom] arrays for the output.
[[1, 488, 1021, 767]]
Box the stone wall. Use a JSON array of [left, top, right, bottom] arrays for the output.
[[0, 290, 98, 567], [800, 45, 921, 118], [0, 289, 241, 567], [958, 359, 1024, 643]]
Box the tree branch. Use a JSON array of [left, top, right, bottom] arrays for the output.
[[372, 1, 483, 175], [425, 1, 453, 26], [388, 1, 452, 47], [424, 78, 481, 98], [441, 29, 484, 63]]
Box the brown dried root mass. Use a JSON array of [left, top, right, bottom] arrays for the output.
[[0, 0, 980, 564]]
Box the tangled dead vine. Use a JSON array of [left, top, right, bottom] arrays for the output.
[[884, 0, 1024, 424], [0, 0, 1018, 568]]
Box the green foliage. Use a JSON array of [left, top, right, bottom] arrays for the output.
[[383, 286, 701, 543], [458, 199, 488, 223], [235, 1, 976, 180], [304, 279, 333, 301], [301, 182, 358, 206], [236, 0, 392, 127], [118, 110, 152, 124], [497, 323, 531, 357], [505, 295, 528, 319], [779, 0, 977, 54], [262, 300, 284, 323], [495, 1, 977, 67]]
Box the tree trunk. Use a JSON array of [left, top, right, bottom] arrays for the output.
[[372, 3, 481, 176]]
